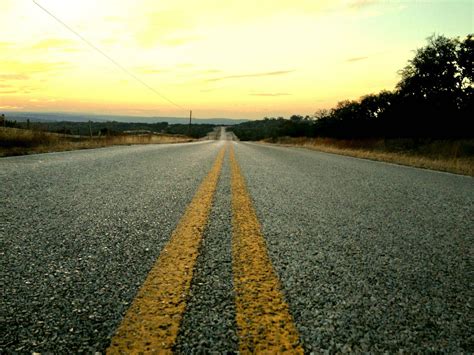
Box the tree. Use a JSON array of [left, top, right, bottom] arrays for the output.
[[396, 34, 473, 137], [289, 115, 304, 122], [458, 34, 474, 86], [314, 109, 330, 120], [457, 35, 474, 121], [398, 35, 461, 101]]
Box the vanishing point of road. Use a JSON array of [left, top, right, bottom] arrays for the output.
[[1, 131, 472, 353]]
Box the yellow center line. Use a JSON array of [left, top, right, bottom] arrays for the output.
[[230, 144, 303, 353], [107, 144, 227, 354]]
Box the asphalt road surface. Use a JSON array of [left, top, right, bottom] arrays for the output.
[[1, 140, 472, 353]]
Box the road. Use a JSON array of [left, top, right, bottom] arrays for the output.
[[1, 140, 472, 353]]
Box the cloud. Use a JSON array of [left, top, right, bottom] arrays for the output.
[[104, 16, 123, 22], [33, 38, 79, 52], [138, 64, 211, 75], [161, 36, 200, 46], [199, 69, 221, 74], [101, 37, 120, 45], [0, 105, 23, 110], [346, 0, 377, 10], [0, 0, 13, 12], [0, 85, 36, 94], [207, 70, 294, 82], [0, 61, 70, 75], [136, 10, 194, 47], [138, 67, 168, 74], [0, 74, 30, 80], [29, 98, 59, 103], [346, 56, 369, 62], [343, 0, 405, 17], [250, 93, 292, 97], [0, 42, 13, 49]]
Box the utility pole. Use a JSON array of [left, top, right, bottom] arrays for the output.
[[188, 110, 192, 137], [89, 120, 92, 139]]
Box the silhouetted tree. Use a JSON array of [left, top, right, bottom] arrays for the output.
[[396, 34, 472, 137], [458, 34, 474, 84], [457, 35, 474, 124]]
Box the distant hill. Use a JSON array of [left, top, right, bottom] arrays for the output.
[[2, 111, 249, 126]]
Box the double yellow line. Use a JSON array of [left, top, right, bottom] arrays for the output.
[[107, 143, 302, 354]]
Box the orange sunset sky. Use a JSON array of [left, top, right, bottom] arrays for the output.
[[0, 0, 472, 119]]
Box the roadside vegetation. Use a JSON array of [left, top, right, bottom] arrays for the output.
[[2, 119, 215, 139], [0, 127, 195, 157], [0, 115, 219, 156], [228, 34, 473, 175], [267, 137, 474, 176]]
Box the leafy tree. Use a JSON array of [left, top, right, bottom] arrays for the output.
[[398, 35, 461, 101], [458, 34, 473, 85], [457, 35, 474, 121], [290, 115, 304, 122], [396, 34, 473, 137]]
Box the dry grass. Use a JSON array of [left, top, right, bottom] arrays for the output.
[[0, 127, 194, 157], [265, 137, 474, 176]]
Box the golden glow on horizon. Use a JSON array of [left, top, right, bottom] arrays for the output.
[[0, 0, 472, 119]]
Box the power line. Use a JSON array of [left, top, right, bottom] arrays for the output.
[[32, 0, 185, 110]]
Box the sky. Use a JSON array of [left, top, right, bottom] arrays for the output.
[[0, 0, 472, 120]]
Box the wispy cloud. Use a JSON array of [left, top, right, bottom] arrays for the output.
[[29, 98, 59, 103], [1, 61, 70, 75], [177, 63, 194, 68], [137, 66, 168, 75], [161, 36, 200, 46], [0, 41, 13, 49], [0, 74, 30, 80], [250, 93, 292, 97], [346, 56, 369, 62], [0, 105, 23, 110], [104, 16, 123, 22], [0, 90, 19, 94], [344, 0, 406, 18], [33, 38, 78, 51], [0, 85, 36, 94], [138, 64, 215, 76], [346, 0, 377, 10], [199, 69, 221, 74], [136, 11, 194, 47], [207, 70, 294, 82]]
